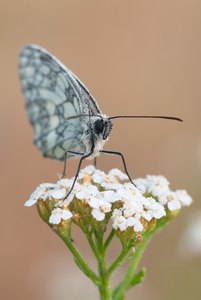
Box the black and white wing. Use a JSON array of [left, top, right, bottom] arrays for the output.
[[19, 44, 101, 160]]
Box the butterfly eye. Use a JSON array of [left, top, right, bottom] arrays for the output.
[[94, 119, 104, 134]]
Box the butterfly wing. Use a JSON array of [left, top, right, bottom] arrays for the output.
[[19, 44, 101, 160]]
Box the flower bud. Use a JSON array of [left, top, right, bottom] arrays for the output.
[[37, 200, 51, 223]]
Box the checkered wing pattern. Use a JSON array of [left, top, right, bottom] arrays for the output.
[[19, 45, 101, 160]]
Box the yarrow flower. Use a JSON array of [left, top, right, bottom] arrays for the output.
[[24, 165, 193, 300], [49, 208, 73, 225], [89, 197, 112, 221], [25, 166, 193, 236]]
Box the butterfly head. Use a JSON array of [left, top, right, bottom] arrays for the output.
[[94, 116, 113, 140]]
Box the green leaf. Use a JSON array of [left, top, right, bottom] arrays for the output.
[[129, 268, 146, 288]]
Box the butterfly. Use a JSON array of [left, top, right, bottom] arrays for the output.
[[19, 44, 182, 197]]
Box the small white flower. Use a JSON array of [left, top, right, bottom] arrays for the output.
[[100, 201, 112, 213], [78, 165, 96, 179], [89, 197, 112, 221], [56, 198, 72, 208], [142, 211, 153, 221], [49, 208, 73, 225], [168, 200, 181, 211], [92, 170, 106, 184], [134, 178, 148, 193], [101, 190, 121, 203], [176, 190, 193, 206], [123, 205, 136, 218], [160, 192, 181, 211], [75, 183, 99, 200], [49, 188, 66, 200], [142, 197, 166, 220], [108, 169, 128, 181], [101, 182, 123, 190], [146, 175, 170, 197], [92, 169, 124, 190], [112, 214, 128, 231], [57, 178, 75, 189], [126, 217, 144, 232], [117, 188, 134, 202], [88, 196, 100, 209], [91, 209, 105, 221], [24, 183, 58, 207], [152, 204, 166, 219], [112, 211, 144, 232], [123, 200, 144, 218], [112, 208, 122, 218], [117, 185, 143, 203]]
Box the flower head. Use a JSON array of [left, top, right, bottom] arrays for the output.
[[25, 166, 192, 236]]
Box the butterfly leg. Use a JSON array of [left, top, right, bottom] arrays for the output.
[[62, 151, 85, 178], [62, 152, 67, 178], [65, 151, 93, 199], [94, 157, 97, 168], [100, 150, 137, 188]]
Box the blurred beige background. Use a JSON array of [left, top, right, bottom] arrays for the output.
[[1, 0, 201, 299]]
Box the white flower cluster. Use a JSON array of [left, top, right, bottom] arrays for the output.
[[25, 166, 192, 232]]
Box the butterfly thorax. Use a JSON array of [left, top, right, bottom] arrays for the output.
[[86, 115, 113, 159]]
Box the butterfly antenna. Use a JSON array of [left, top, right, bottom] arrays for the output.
[[109, 115, 183, 122], [65, 114, 102, 121]]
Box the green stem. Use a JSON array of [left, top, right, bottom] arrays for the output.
[[95, 233, 112, 300], [59, 231, 100, 286], [113, 231, 153, 300], [85, 229, 100, 260], [99, 269, 111, 300], [104, 228, 115, 250], [107, 247, 129, 276]]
